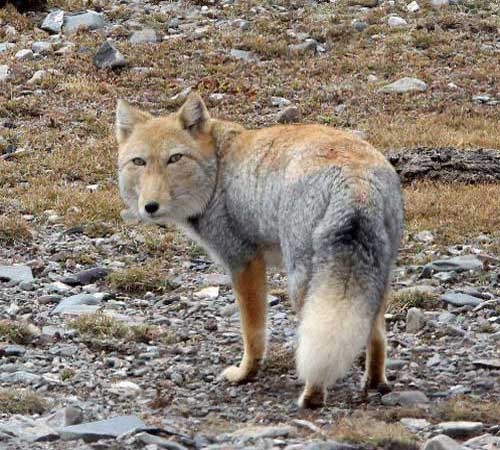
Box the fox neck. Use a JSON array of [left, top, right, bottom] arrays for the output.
[[210, 119, 245, 156]]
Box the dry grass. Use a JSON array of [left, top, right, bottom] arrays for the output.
[[330, 415, 419, 450], [106, 260, 173, 294], [0, 389, 47, 415], [0, 320, 35, 344], [388, 290, 438, 315], [404, 182, 500, 243], [0, 216, 33, 246], [435, 398, 500, 424]]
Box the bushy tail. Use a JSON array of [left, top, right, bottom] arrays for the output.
[[296, 279, 377, 388]]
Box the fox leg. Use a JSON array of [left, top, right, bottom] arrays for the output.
[[222, 254, 267, 383], [363, 293, 391, 394]]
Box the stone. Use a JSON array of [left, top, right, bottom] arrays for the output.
[[415, 230, 434, 243], [288, 40, 317, 55], [45, 406, 84, 428], [438, 421, 483, 439], [441, 293, 482, 307], [277, 106, 301, 124], [294, 442, 361, 450], [27, 70, 48, 85], [422, 434, 463, 450], [348, 0, 379, 6], [63, 10, 105, 34], [58, 415, 146, 441], [407, 1, 420, 12], [386, 359, 407, 369], [230, 425, 295, 441], [32, 41, 53, 54], [42, 10, 64, 34], [0, 371, 43, 385], [0, 417, 59, 443], [48, 281, 72, 294], [0, 265, 34, 284], [53, 293, 101, 315], [464, 434, 500, 449], [1, 344, 26, 356], [424, 255, 483, 273], [0, 65, 10, 82], [71, 267, 108, 285], [194, 286, 219, 299], [400, 418, 431, 432], [109, 380, 142, 397], [230, 49, 257, 62], [472, 359, 500, 369], [93, 41, 127, 69], [381, 390, 429, 406], [388, 16, 408, 27], [0, 43, 15, 53], [352, 20, 368, 32], [129, 28, 158, 44], [135, 432, 189, 449], [381, 77, 427, 94], [271, 96, 291, 107], [434, 271, 457, 282], [406, 307, 426, 333], [170, 87, 192, 102], [432, 0, 449, 6]]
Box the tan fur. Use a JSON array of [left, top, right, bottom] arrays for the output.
[[222, 253, 268, 383]]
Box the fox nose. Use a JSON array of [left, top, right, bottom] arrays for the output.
[[144, 202, 159, 215]]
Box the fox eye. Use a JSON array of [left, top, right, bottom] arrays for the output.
[[132, 157, 146, 166], [168, 154, 183, 164]]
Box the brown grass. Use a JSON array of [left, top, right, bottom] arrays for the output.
[[435, 398, 500, 424], [0, 216, 33, 246], [106, 260, 173, 294], [0, 320, 35, 344], [0, 389, 47, 415], [388, 290, 438, 315]]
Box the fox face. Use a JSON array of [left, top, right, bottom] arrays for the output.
[[116, 94, 217, 225]]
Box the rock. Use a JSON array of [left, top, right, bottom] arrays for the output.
[[464, 434, 500, 449], [0, 416, 59, 443], [422, 434, 463, 450], [129, 28, 158, 44], [400, 418, 431, 432], [406, 307, 426, 333], [352, 20, 368, 32], [381, 390, 429, 406], [135, 432, 189, 449], [52, 293, 101, 315], [232, 19, 250, 30], [348, 0, 379, 6], [271, 96, 291, 107], [0, 265, 34, 284], [432, 0, 449, 6], [472, 359, 500, 369], [230, 49, 257, 62], [16, 49, 34, 60], [193, 286, 219, 299], [109, 380, 142, 397], [45, 406, 84, 428], [42, 10, 64, 34], [48, 281, 72, 294], [170, 87, 192, 102], [221, 303, 238, 317], [1, 344, 26, 356], [0, 43, 15, 53], [424, 255, 483, 273], [381, 77, 427, 94], [434, 271, 457, 282], [415, 230, 434, 243], [388, 16, 408, 27], [288, 40, 317, 55], [407, 1, 420, 12], [441, 292, 482, 307], [277, 106, 301, 124], [291, 442, 361, 450], [0, 65, 10, 82], [58, 415, 146, 441], [0, 371, 43, 385], [68, 267, 108, 286], [27, 70, 48, 85], [63, 10, 105, 34], [93, 41, 127, 69], [396, 285, 438, 297], [19, 280, 35, 291], [32, 41, 53, 54], [230, 425, 296, 441], [386, 359, 407, 369], [438, 421, 483, 439]]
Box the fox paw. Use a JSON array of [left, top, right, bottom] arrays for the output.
[[298, 386, 326, 409], [221, 365, 256, 384], [364, 378, 392, 395]]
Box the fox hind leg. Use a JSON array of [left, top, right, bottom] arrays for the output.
[[222, 254, 267, 383]]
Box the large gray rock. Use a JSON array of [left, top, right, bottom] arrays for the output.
[[0, 417, 58, 443], [422, 434, 463, 450], [63, 10, 105, 34], [424, 255, 483, 273], [381, 390, 429, 406], [52, 293, 101, 315], [58, 415, 146, 441], [129, 28, 158, 44], [93, 41, 127, 69], [381, 77, 427, 93], [230, 49, 257, 62], [464, 434, 500, 449], [41, 10, 64, 34], [406, 307, 426, 333], [441, 293, 482, 307], [472, 359, 500, 369], [32, 41, 53, 55], [0, 371, 43, 385], [388, 16, 408, 27], [438, 421, 483, 439], [0, 265, 34, 284]]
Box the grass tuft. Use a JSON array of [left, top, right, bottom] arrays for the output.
[[0, 389, 47, 415], [0, 216, 32, 246], [388, 290, 438, 314], [436, 398, 500, 424], [107, 262, 173, 295], [0, 320, 35, 344]]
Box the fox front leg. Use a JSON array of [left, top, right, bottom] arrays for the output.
[[222, 254, 268, 383]]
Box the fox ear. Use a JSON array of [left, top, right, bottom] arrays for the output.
[[178, 93, 210, 132], [115, 99, 151, 144]]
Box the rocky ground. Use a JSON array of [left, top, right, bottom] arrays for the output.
[[0, 0, 499, 449]]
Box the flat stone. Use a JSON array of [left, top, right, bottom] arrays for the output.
[[0, 43, 15, 53], [42, 10, 64, 33], [381, 77, 427, 94], [129, 28, 158, 44], [386, 359, 407, 369], [406, 307, 426, 333], [230, 49, 257, 62], [472, 359, 500, 369], [58, 415, 146, 441], [48, 281, 72, 294], [438, 421, 483, 439], [422, 434, 463, 450], [415, 230, 434, 243], [2, 344, 26, 356], [271, 96, 292, 107], [0, 371, 43, 385], [407, 1, 420, 12], [441, 293, 482, 307], [425, 255, 483, 273], [53, 293, 101, 315], [288, 40, 317, 55], [388, 16, 408, 27], [0, 65, 10, 82], [27, 70, 48, 85], [109, 380, 142, 397], [230, 425, 296, 441], [194, 286, 219, 299], [464, 434, 500, 449], [93, 41, 127, 69], [0, 265, 34, 284], [63, 10, 105, 34], [381, 390, 429, 406], [135, 432, 189, 449], [0, 417, 59, 443], [297, 442, 362, 450], [45, 406, 84, 428], [432, 0, 449, 6], [70, 267, 108, 286], [32, 41, 53, 54], [400, 418, 431, 432]]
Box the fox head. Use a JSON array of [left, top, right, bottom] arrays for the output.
[[116, 93, 217, 225]]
